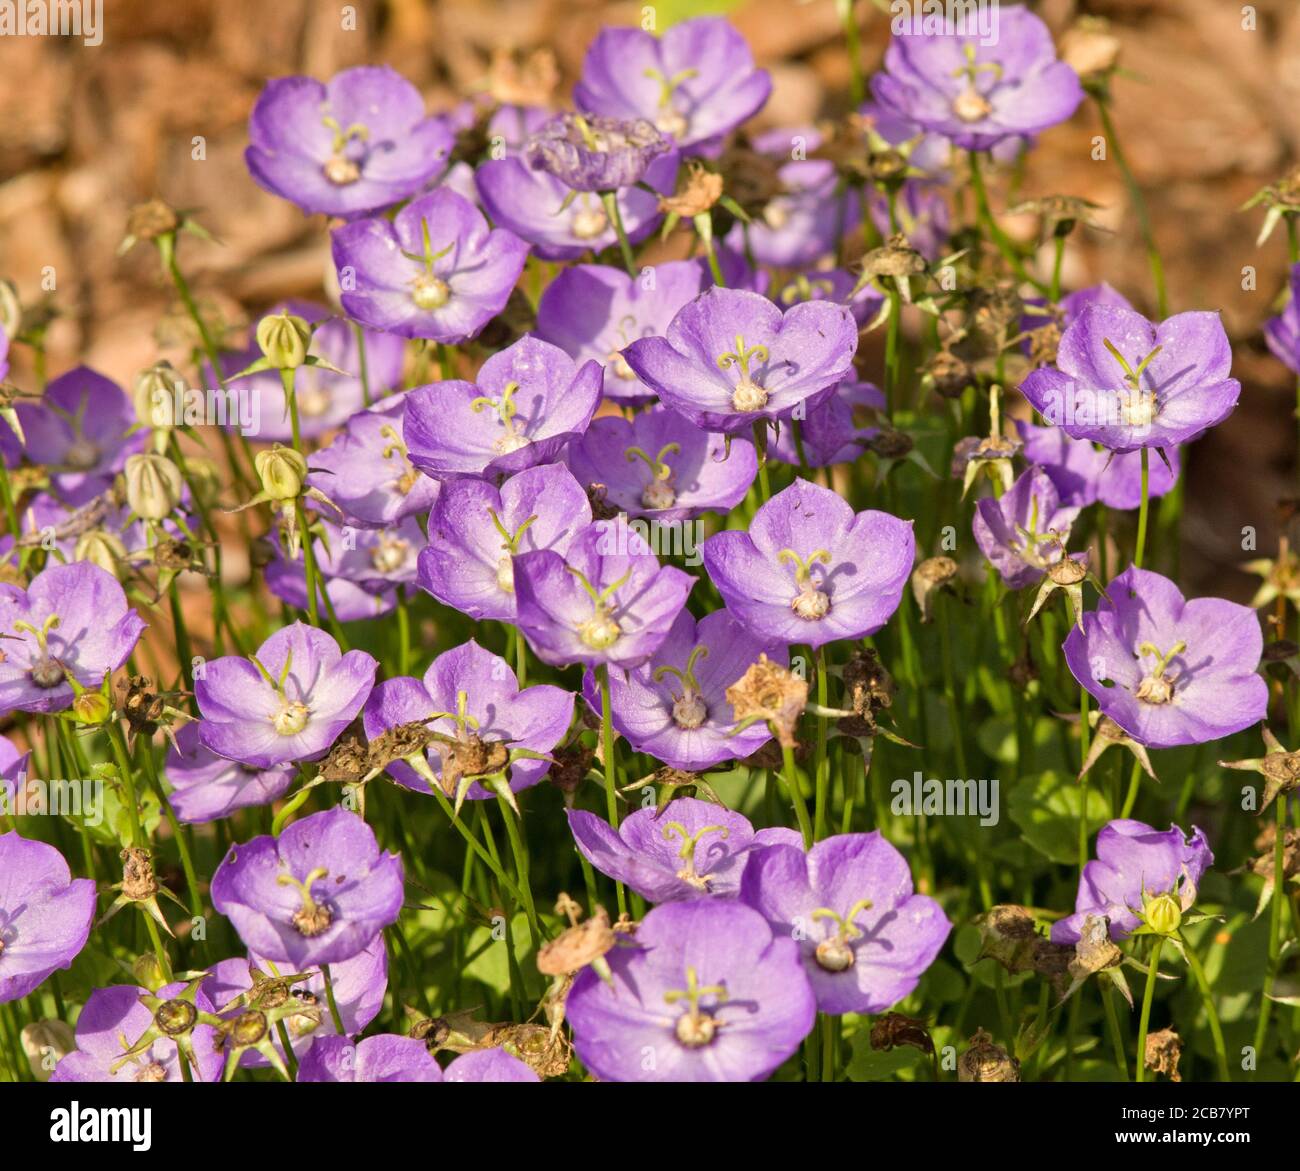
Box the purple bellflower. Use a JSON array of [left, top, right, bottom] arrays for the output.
[[402, 335, 602, 481], [14, 367, 143, 500], [565, 407, 756, 521], [574, 17, 772, 151], [0, 561, 145, 717], [512, 518, 694, 669], [972, 465, 1081, 589], [210, 806, 404, 968], [331, 187, 528, 342], [702, 479, 913, 649], [624, 287, 858, 434], [739, 832, 951, 1015], [582, 610, 783, 772], [195, 622, 377, 769], [1020, 304, 1241, 452], [246, 65, 454, 218], [871, 6, 1084, 151], [567, 796, 801, 904], [417, 463, 592, 623], [1064, 565, 1267, 749], [0, 833, 96, 1003], [566, 898, 815, 1081], [1052, 819, 1213, 944]]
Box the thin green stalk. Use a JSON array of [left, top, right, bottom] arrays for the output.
[[106, 722, 145, 848], [1096, 97, 1168, 317], [967, 150, 1043, 292], [498, 794, 541, 952], [1134, 446, 1150, 569], [813, 647, 829, 841], [321, 963, 346, 1034], [597, 665, 627, 916], [1254, 793, 1289, 1068], [1119, 757, 1142, 819], [1134, 936, 1164, 1083], [781, 742, 814, 848], [600, 191, 636, 277], [1101, 983, 1129, 1080], [1179, 930, 1230, 1081], [837, 0, 864, 106]]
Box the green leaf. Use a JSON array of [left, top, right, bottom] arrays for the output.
[[1008, 769, 1109, 865]]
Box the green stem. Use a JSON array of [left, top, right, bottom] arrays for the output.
[[600, 191, 636, 277], [1101, 983, 1129, 1080], [781, 741, 814, 848], [106, 722, 145, 848], [1134, 936, 1164, 1083], [1096, 97, 1168, 317], [1254, 793, 1289, 1068], [597, 664, 628, 917], [498, 794, 541, 952], [1118, 757, 1142, 819], [321, 963, 346, 1034], [1134, 447, 1150, 569], [1179, 930, 1230, 1081], [813, 647, 829, 840]]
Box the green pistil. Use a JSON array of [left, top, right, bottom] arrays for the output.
[[249, 650, 311, 735], [320, 115, 368, 185], [664, 965, 728, 1048], [401, 218, 455, 309], [1012, 494, 1067, 566], [1103, 336, 1163, 426], [660, 820, 729, 889], [470, 381, 529, 453], [654, 644, 710, 696], [716, 335, 770, 412], [277, 867, 334, 937], [626, 442, 681, 508], [321, 114, 369, 156], [949, 45, 1001, 122], [778, 549, 833, 621], [1135, 639, 1185, 706], [15, 613, 64, 688], [643, 66, 699, 109], [427, 689, 479, 740], [378, 424, 421, 495], [810, 898, 874, 972], [567, 567, 630, 652]]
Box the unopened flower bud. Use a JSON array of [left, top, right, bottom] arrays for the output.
[[1060, 17, 1122, 82], [256, 311, 312, 370], [74, 529, 129, 578], [133, 361, 185, 432], [132, 952, 169, 992], [21, 1020, 74, 1081], [255, 444, 308, 501], [124, 452, 184, 521], [0, 279, 21, 339], [72, 689, 112, 726], [1143, 892, 1181, 936]]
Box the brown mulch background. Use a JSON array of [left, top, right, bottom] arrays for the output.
[[1, 0, 1298, 603]]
